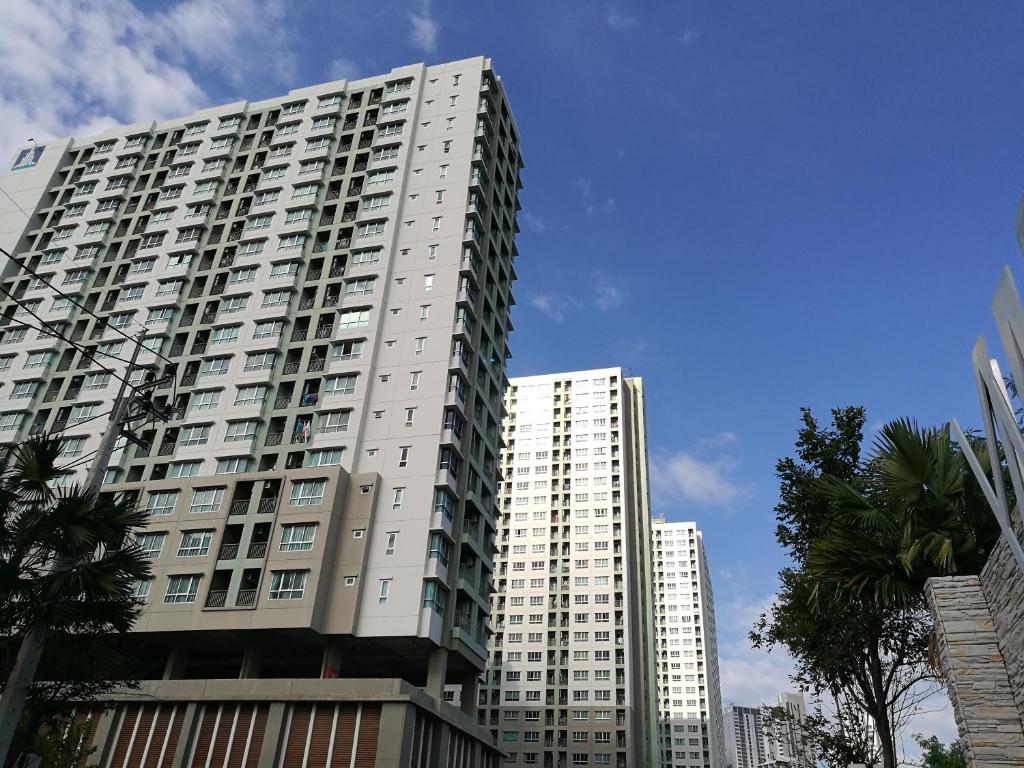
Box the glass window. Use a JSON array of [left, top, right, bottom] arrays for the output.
[[280, 523, 317, 552], [177, 530, 213, 557], [189, 487, 224, 514], [269, 570, 307, 599], [164, 575, 201, 604], [289, 479, 326, 507]]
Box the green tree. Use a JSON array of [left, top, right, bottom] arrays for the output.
[[913, 734, 967, 768], [752, 409, 998, 768], [0, 435, 150, 767]]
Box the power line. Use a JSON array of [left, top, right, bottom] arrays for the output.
[[0, 246, 177, 366], [0, 312, 146, 368]]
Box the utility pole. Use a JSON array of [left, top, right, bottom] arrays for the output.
[[0, 330, 167, 765]]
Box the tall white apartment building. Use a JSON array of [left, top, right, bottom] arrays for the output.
[[480, 368, 658, 768], [723, 705, 767, 768], [761, 693, 812, 768], [0, 56, 521, 768], [652, 519, 725, 768]]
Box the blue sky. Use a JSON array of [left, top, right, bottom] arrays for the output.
[[6, 0, 1023, 749]]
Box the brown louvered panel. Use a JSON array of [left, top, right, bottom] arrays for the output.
[[188, 705, 219, 768], [123, 705, 157, 767], [281, 703, 312, 768], [331, 706, 357, 767], [306, 704, 333, 767], [352, 705, 380, 768], [207, 704, 234, 767], [158, 705, 185, 768], [108, 704, 142, 768], [242, 705, 268, 768], [225, 703, 254, 768], [141, 706, 173, 768]]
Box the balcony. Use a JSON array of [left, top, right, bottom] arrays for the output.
[[247, 541, 268, 559], [205, 590, 227, 608], [229, 499, 250, 516], [257, 496, 277, 514], [265, 432, 283, 446], [157, 443, 175, 456], [236, 589, 256, 607], [218, 543, 239, 560]]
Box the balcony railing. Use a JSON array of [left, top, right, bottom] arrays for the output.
[[229, 499, 250, 516], [265, 432, 283, 446], [205, 590, 227, 608], [218, 543, 239, 560], [257, 496, 277, 514], [236, 589, 256, 607], [247, 541, 268, 559]]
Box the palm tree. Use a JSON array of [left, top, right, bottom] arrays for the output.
[[806, 419, 1001, 606], [0, 435, 151, 767]]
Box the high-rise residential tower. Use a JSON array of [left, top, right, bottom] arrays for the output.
[[761, 693, 812, 768], [0, 55, 521, 767], [652, 519, 726, 768], [723, 705, 767, 768], [479, 368, 658, 768]]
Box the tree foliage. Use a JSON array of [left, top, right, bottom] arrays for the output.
[[752, 408, 998, 768], [0, 435, 150, 767], [912, 734, 967, 768]]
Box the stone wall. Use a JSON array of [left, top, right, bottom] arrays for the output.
[[979, 517, 1024, 719], [926, 577, 1024, 767]]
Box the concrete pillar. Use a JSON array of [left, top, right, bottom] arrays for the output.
[[89, 706, 121, 767], [425, 647, 448, 701], [373, 703, 412, 768], [458, 669, 479, 716], [168, 703, 198, 768], [162, 646, 188, 680], [320, 638, 343, 678], [256, 702, 287, 768], [239, 640, 264, 679]]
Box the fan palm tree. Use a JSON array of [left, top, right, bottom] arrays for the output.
[[0, 434, 151, 767], [806, 419, 1002, 606]]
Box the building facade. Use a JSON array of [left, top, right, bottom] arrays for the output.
[[722, 705, 766, 768], [652, 519, 725, 768], [760, 693, 811, 768], [0, 55, 522, 766], [478, 368, 657, 768]]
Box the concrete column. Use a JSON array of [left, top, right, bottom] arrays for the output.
[[320, 639, 343, 678], [425, 647, 448, 701], [256, 702, 287, 768], [239, 640, 264, 679], [89, 706, 120, 767], [168, 703, 198, 768], [458, 669, 479, 716], [162, 646, 188, 680], [926, 576, 1024, 767], [373, 703, 412, 768]]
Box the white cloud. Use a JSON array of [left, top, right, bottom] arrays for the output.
[[329, 57, 361, 81], [409, 1, 440, 54], [521, 211, 549, 234], [606, 4, 639, 32], [681, 28, 700, 46], [592, 276, 624, 310], [650, 449, 745, 506], [529, 293, 577, 322], [0, 0, 297, 164]]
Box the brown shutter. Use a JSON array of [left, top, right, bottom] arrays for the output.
[[243, 705, 269, 768], [281, 703, 312, 768], [188, 704, 219, 768], [305, 704, 333, 767], [207, 704, 234, 767], [141, 705, 178, 768], [331, 706, 357, 766], [353, 704, 380, 768], [72, 708, 103, 768], [224, 704, 253, 768], [108, 704, 142, 768], [159, 704, 185, 768]]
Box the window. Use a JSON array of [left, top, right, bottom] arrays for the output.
[[180, 424, 211, 446], [324, 375, 356, 395], [269, 570, 307, 599], [332, 339, 363, 360], [169, 461, 201, 479], [254, 320, 284, 339], [337, 309, 369, 329], [368, 168, 396, 186], [318, 410, 350, 433], [398, 446, 410, 468], [189, 488, 224, 514], [229, 266, 258, 284], [290, 479, 326, 507], [345, 278, 375, 296], [364, 193, 391, 210], [243, 351, 276, 372], [280, 524, 317, 552], [378, 579, 391, 604], [215, 456, 251, 474], [0, 412, 23, 431], [224, 420, 258, 442], [220, 295, 248, 313], [210, 326, 239, 345], [146, 307, 174, 324], [164, 575, 201, 604], [310, 448, 344, 467], [190, 390, 220, 411], [431, 216, 441, 231], [11, 382, 38, 399], [278, 234, 306, 252], [234, 386, 267, 407], [404, 408, 415, 426], [318, 94, 342, 109], [131, 579, 151, 604], [135, 532, 165, 558], [262, 290, 291, 308], [177, 530, 213, 557], [351, 249, 381, 265]]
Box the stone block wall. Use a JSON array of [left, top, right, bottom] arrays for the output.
[[979, 517, 1024, 719]]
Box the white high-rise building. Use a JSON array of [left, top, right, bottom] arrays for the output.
[[723, 705, 767, 768], [0, 55, 521, 767], [652, 519, 726, 768], [480, 368, 658, 768]]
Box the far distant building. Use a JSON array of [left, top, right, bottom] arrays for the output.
[[723, 705, 766, 768], [760, 692, 812, 768]]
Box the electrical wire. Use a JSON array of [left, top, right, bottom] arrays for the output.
[[0, 312, 146, 367], [0, 246, 177, 366]]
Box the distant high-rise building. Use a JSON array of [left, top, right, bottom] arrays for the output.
[[479, 368, 658, 768], [0, 55, 522, 767], [652, 519, 726, 768], [723, 705, 767, 768], [761, 692, 812, 768]]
